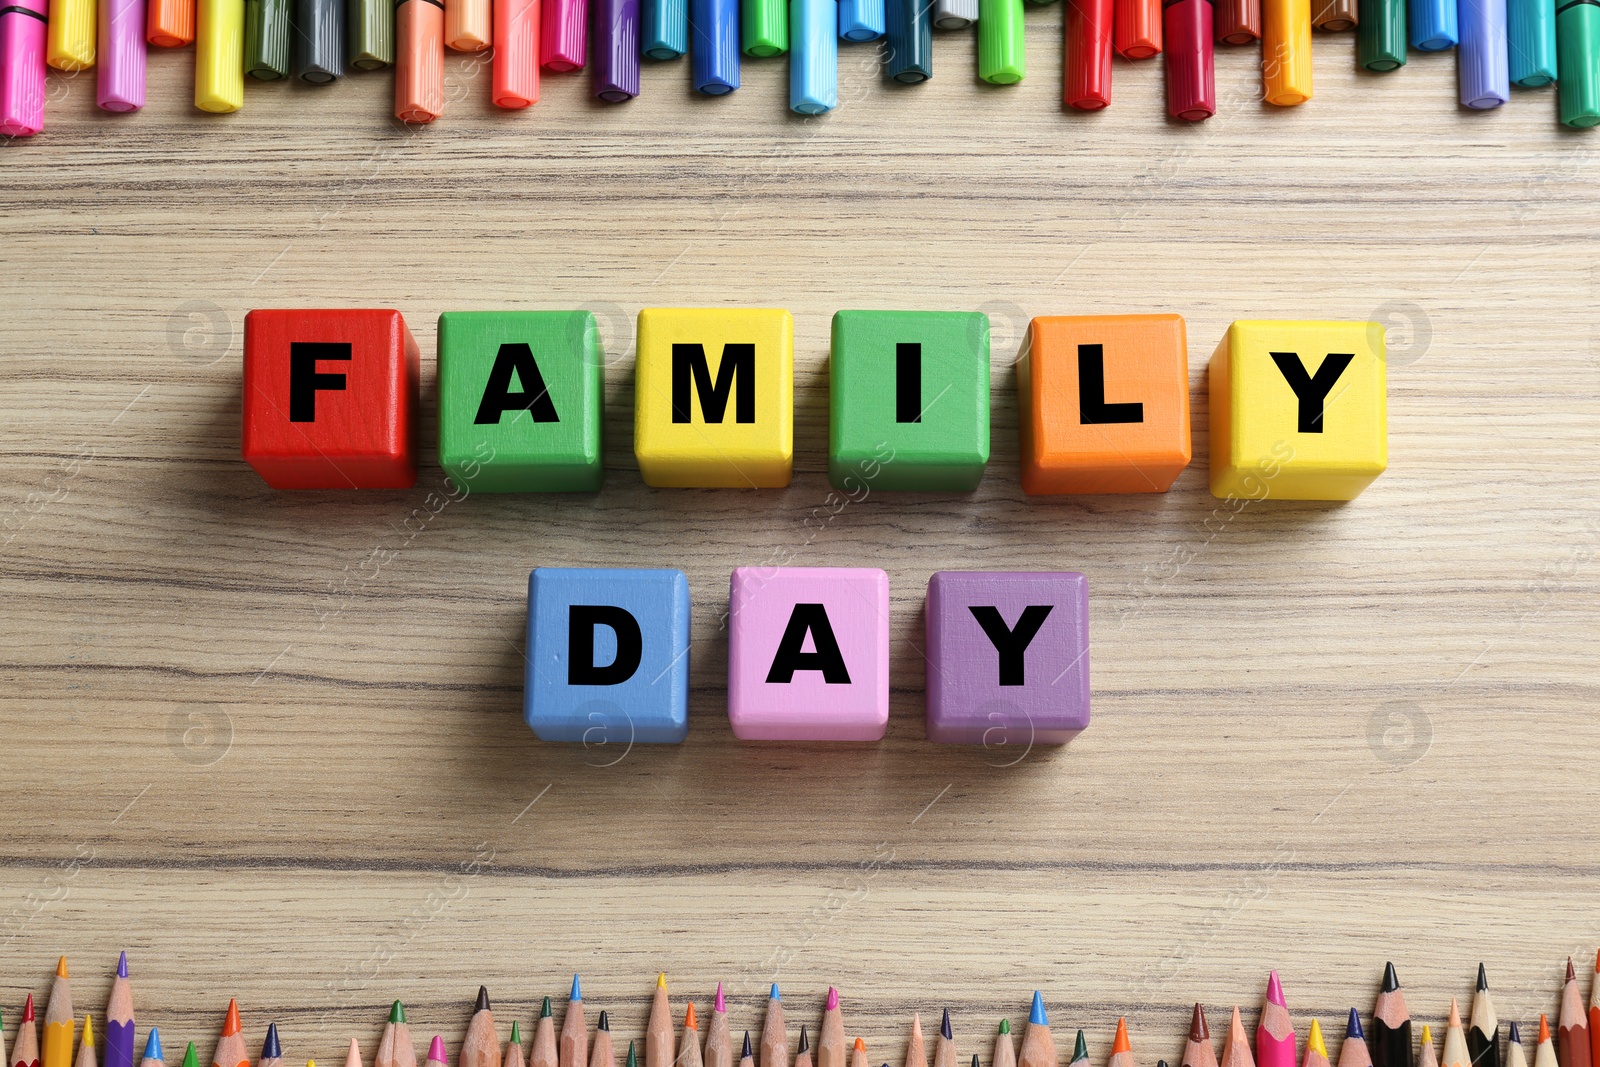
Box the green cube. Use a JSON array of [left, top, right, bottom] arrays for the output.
[[829, 310, 991, 492], [438, 311, 604, 492]]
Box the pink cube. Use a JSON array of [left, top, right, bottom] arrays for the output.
[[727, 567, 890, 741]]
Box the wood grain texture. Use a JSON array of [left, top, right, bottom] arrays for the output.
[[2, 24, 1599, 1067]]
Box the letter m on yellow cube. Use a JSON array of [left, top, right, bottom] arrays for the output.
[[1209, 320, 1388, 501], [634, 308, 795, 488]]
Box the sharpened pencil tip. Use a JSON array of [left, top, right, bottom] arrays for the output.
[[117, 952, 128, 980], [1191, 1005, 1208, 1042], [572, 976, 582, 1002], [144, 1030, 163, 1062], [658, 975, 668, 991], [998, 1021, 1010, 1036], [427, 1037, 446, 1064], [742, 1033, 752, 1060], [1346, 1010, 1363, 1040], [224, 1000, 242, 1037], [826, 989, 839, 1013], [798, 1027, 809, 1055], [770, 985, 780, 1001], [854, 1040, 865, 1052], [716, 984, 726, 1014], [1072, 1031, 1087, 1063], [627, 1042, 637, 1067], [511, 1022, 521, 1046], [1266, 972, 1285, 1008], [1567, 959, 1577, 982], [475, 988, 490, 1013], [1112, 1019, 1130, 1056], [56, 958, 69, 979], [941, 1011, 951, 1041], [1508, 1023, 1520, 1045], [598, 1013, 609, 1033], [391, 1002, 406, 1025], [686, 1004, 698, 1032], [1381, 963, 1400, 993], [541, 998, 552, 1020], [263, 1024, 281, 1060], [1476, 964, 1487, 992], [1538, 1017, 1549, 1045], [1029, 993, 1046, 1027]]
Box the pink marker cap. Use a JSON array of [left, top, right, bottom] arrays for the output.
[[97, 0, 147, 110], [0, 0, 48, 136]]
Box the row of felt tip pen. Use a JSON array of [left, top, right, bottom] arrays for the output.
[[14, 957, 1600, 1067], [2, 0, 1597, 139]]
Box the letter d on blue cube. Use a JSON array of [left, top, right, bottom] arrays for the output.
[[524, 567, 692, 744]]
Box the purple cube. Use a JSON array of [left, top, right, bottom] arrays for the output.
[[924, 571, 1091, 746]]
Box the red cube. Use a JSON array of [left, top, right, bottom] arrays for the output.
[[242, 309, 420, 489]]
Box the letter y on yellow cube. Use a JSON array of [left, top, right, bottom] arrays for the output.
[[1209, 320, 1387, 501], [634, 308, 795, 488]]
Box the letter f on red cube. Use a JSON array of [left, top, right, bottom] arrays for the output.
[[242, 309, 421, 489]]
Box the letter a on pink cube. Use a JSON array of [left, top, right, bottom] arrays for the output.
[[727, 567, 890, 740]]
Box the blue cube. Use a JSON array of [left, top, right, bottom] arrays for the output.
[[524, 567, 692, 745]]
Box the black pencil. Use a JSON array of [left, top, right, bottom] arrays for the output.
[[1372, 963, 1413, 1067], [1468, 965, 1500, 1067]]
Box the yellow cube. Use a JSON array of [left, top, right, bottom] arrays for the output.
[[634, 308, 795, 488], [1209, 320, 1388, 501]]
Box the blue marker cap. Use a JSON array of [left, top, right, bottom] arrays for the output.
[[1029, 993, 1047, 1027], [1458, 0, 1509, 106], [790, 0, 839, 112], [838, 0, 885, 39], [1410, 0, 1458, 49], [642, 0, 689, 56], [144, 1030, 164, 1062], [691, 0, 741, 92], [261, 1025, 281, 1060]]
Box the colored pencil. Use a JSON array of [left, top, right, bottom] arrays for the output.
[[508, 1023, 527, 1067], [759, 988, 788, 1067], [427, 1039, 448, 1067], [97, 0, 145, 106], [628, 1046, 638, 1067], [140, 1031, 162, 1067], [1339, 1012, 1371, 1067], [818, 993, 845, 1067], [1114, 0, 1160, 53], [1303, 1021, 1328, 1067], [444, 0, 487, 48], [1257, 974, 1295, 1067], [1018, 996, 1055, 1067], [743, 0, 787, 51], [533, 1002, 556, 1067], [14, 999, 40, 1067], [790, 0, 838, 108], [43, 960, 74, 1067], [183, 1044, 198, 1067], [992, 1020, 1014, 1067], [194, 0, 244, 109], [103, 984, 134, 1067], [1557, 0, 1600, 123], [1533, 1021, 1555, 1067], [538, 0, 582, 66], [213, 1003, 248, 1067], [295, 0, 344, 80], [1467, 969, 1499, 1067], [347, 0, 391, 63], [1443, 1004, 1471, 1067], [0, 0, 48, 135], [848, 1042, 865, 1067], [1163, 0, 1212, 116], [1311, 0, 1352, 30], [1457, 0, 1507, 104], [1593, 954, 1600, 1067], [346, 1041, 362, 1067], [1222, 1010, 1254, 1067], [790, 1031, 806, 1067], [1561, 960, 1593, 1067], [592, 0, 638, 97], [737, 1034, 752, 1067], [642, 0, 686, 53], [644, 979, 673, 1067], [47, 0, 94, 68], [977, 0, 1023, 79], [1505, 1024, 1524, 1067], [1109, 1021, 1132, 1067], [462, 988, 501, 1067], [931, 1012, 953, 1067], [1184, 1007, 1216, 1067], [705, 987, 732, 1067], [884, 0, 931, 81], [258, 1026, 280, 1067], [76, 1018, 96, 1067], [680, 1009, 703, 1067], [1064, 0, 1112, 107], [838, 0, 883, 38], [1215, 0, 1258, 40], [1420, 1026, 1438, 1067], [378, 1004, 416, 1067], [592, 1017, 614, 1067], [562, 979, 588, 1067], [1410, 0, 1453, 45], [1261, 0, 1309, 101], [146, 0, 191, 41], [1068, 1031, 1087, 1067], [1372, 965, 1413, 1067], [243, 0, 290, 76], [1507, 0, 1553, 77]]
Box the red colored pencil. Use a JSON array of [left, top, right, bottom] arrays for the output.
[[1561, 960, 1592, 1067]]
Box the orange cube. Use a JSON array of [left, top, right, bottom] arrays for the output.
[[1018, 314, 1192, 494]]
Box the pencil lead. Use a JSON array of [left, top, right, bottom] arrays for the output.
[[770, 986, 780, 1002], [183, 1044, 198, 1067], [1266, 973, 1285, 1008], [1191, 1005, 1209, 1042], [57, 958, 69, 979], [1508, 1024, 1520, 1045], [1346, 1010, 1363, 1040], [1307, 1020, 1326, 1059], [941, 1012, 951, 1041], [1072, 1031, 1087, 1063], [117, 953, 128, 980], [686, 1005, 698, 1031], [797, 1028, 809, 1055], [224, 1000, 242, 1037], [598, 1014, 610, 1034], [1420, 1027, 1432, 1049], [627, 1042, 637, 1067], [427, 1038, 447, 1064], [511, 1023, 522, 1046], [1448, 1001, 1461, 1029], [659, 975, 668, 991], [83, 1016, 95, 1049], [1476, 965, 1487, 992], [854, 1042, 865, 1053], [475, 988, 490, 1013], [1112, 1020, 1130, 1056], [1537, 1017, 1549, 1045], [541, 998, 552, 1020], [391, 1003, 406, 1025], [263, 1024, 281, 1060], [1381, 964, 1400, 993], [23, 995, 34, 1023], [1566, 959, 1577, 982], [742, 1034, 752, 1060], [1028, 994, 1046, 1028], [716, 985, 727, 1014], [144, 1031, 162, 1061], [826, 990, 839, 1013], [997, 1022, 1010, 1037], [970, 1057, 978, 1067], [571, 976, 582, 1002]]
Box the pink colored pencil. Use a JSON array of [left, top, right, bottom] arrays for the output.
[[1256, 974, 1294, 1067]]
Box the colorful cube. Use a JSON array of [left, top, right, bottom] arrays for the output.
[[727, 567, 889, 740], [633, 308, 794, 488], [437, 310, 604, 492], [523, 567, 691, 744], [828, 310, 991, 492], [1018, 314, 1192, 494], [242, 308, 420, 489], [1209, 320, 1388, 501], [924, 571, 1091, 745]]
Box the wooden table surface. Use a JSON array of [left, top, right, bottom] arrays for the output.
[[3, 25, 1598, 1067]]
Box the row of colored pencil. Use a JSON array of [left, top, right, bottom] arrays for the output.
[[11, 958, 1600, 1067], [0, 0, 1593, 137]]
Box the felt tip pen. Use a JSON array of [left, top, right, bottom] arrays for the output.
[[1064, 0, 1112, 106], [1115, 0, 1160, 53], [690, 0, 738, 89], [491, 0, 537, 103], [931, 0, 974, 28], [444, 0, 486, 48], [789, 0, 836, 108], [977, 0, 1023, 79], [0, 0, 48, 135], [1261, 0, 1309, 102], [743, 0, 786, 51], [295, 0, 344, 80], [194, 0, 243, 109], [347, 0, 392, 62], [146, 0, 191, 41], [1507, 0, 1553, 81], [838, 0, 882, 39], [1214, 0, 1258, 39], [539, 0, 583, 66], [1557, 0, 1600, 125], [47, 0, 93, 67], [243, 0, 289, 77], [97, 0, 146, 106], [1409, 0, 1454, 47], [1163, 0, 1214, 116], [593, 0, 639, 97], [1457, 0, 1507, 105], [1357, 0, 1404, 65], [641, 0, 685, 54], [394, 0, 443, 118], [1311, 0, 1352, 30], [884, 0, 930, 79]]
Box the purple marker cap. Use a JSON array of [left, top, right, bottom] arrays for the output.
[[592, 0, 640, 100], [96, 0, 147, 110]]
